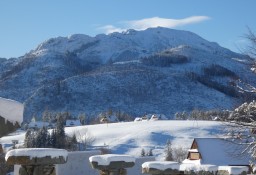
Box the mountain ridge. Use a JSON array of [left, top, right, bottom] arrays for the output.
[[0, 27, 255, 121]]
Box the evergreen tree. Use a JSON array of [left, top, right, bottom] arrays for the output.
[[45, 131, 51, 147], [42, 109, 52, 122], [35, 127, 48, 148], [67, 134, 78, 151], [164, 139, 173, 161], [50, 129, 57, 148], [71, 134, 77, 144], [141, 148, 145, 157], [147, 149, 153, 156], [55, 117, 66, 148], [24, 129, 34, 148]]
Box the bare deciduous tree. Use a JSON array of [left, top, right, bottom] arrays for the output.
[[173, 147, 188, 163], [244, 27, 256, 58], [75, 129, 95, 151], [224, 101, 256, 160]]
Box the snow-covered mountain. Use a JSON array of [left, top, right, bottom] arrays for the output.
[[0, 27, 255, 121]]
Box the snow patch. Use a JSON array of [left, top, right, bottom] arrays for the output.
[[0, 97, 23, 124], [180, 164, 218, 172], [5, 148, 68, 161], [142, 161, 179, 171], [218, 166, 248, 175], [89, 154, 135, 166]]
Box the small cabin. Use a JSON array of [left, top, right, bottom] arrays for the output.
[[141, 115, 150, 121], [187, 139, 201, 160], [150, 114, 168, 121], [100, 115, 119, 123], [65, 120, 81, 127], [134, 117, 142, 122], [184, 138, 251, 167]]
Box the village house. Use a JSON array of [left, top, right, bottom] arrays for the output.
[[27, 121, 51, 130], [150, 114, 168, 121], [134, 114, 168, 122], [100, 115, 119, 123], [65, 119, 81, 127], [184, 138, 251, 167]]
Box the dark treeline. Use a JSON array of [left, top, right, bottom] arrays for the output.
[[0, 116, 19, 138], [187, 72, 239, 98], [24, 116, 78, 151], [141, 53, 189, 67], [175, 109, 230, 121]]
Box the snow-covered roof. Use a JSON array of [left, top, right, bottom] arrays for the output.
[[65, 120, 81, 127], [218, 166, 248, 175], [100, 115, 119, 123], [190, 138, 251, 166], [188, 149, 198, 153], [180, 163, 218, 172], [5, 148, 68, 161], [134, 117, 142, 122], [150, 114, 168, 121], [89, 154, 135, 166], [142, 161, 179, 171], [0, 97, 24, 124], [142, 161, 247, 174], [28, 121, 49, 128], [142, 162, 218, 172]]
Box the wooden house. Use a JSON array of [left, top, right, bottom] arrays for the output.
[[185, 138, 251, 166]]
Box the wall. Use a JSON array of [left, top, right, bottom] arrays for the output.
[[14, 165, 20, 175], [127, 156, 155, 175], [56, 150, 100, 175], [13, 151, 155, 175]]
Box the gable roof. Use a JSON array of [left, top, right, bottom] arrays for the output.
[[192, 138, 251, 166]]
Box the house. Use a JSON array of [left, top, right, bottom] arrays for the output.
[[134, 117, 142, 122], [65, 119, 81, 127], [150, 114, 168, 121], [100, 115, 119, 123], [28, 121, 50, 130], [141, 114, 151, 121], [184, 138, 251, 167]]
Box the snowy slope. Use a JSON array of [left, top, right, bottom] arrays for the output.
[[0, 120, 223, 159], [0, 97, 23, 124]]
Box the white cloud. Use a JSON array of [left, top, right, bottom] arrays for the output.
[[99, 25, 125, 34], [99, 16, 210, 34]]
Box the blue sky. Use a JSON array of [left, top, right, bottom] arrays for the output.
[[0, 0, 256, 58]]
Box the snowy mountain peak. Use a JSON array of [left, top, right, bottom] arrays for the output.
[[33, 34, 95, 56], [29, 27, 228, 63]]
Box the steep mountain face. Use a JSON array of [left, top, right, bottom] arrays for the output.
[[0, 27, 255, 121]]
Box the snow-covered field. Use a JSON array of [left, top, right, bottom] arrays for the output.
[[0, 120, 224, 159], [0, 97, 24, 124]]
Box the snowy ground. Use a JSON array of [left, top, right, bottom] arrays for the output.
[[0, 120, 224, 159]]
